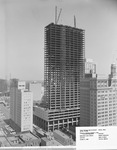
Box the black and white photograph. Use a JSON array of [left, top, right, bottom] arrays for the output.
[[0, 0, 117, 149]]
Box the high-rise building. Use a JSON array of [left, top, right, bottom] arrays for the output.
[[85, 58, 96, 74], [109, 63, 117, 78], [10, 79, 33, 132], [33, 23, 85, 131], [80, 65, 117, 126], [0, 79, 7, 94]]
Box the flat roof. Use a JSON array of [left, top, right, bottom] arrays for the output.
[[0, 136, 11, 146], [36, 129, 45, 135], [54, 130, 69, 139], [7, 136, 24, 145], [20, 132, 38, 141], [0, 129, 5, 136], [33, 105, 49, 112], [41, 137, 62, 146], [34, 105, 77, 113], [50, 139, 62, 146], [46, 22, 85, 31]]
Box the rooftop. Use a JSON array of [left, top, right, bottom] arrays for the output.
[[0, 129, 5, 136], [46, 22, 85, 31], [54, 130, 69, 139], [36, 129, 45, 136], [41, 137, 62, 146], [0, 136, 11, 147], [20, 132, 37, 142], [85, 58, 93, 63], [49, 139, 62, 146], [7, 136, 24, 146], [84, 73, 109, 80], [60, 129, 72, 138], [34, 105, 77, 113]]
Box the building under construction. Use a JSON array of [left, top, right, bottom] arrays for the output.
[[33, 22, 85, 131]]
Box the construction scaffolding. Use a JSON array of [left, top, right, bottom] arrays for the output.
[[34, 23, 85, 131]]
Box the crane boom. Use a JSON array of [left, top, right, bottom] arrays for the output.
[[56, 8, 62, 24], [74, 15, 76, 28], [55, 6, 57, 24]]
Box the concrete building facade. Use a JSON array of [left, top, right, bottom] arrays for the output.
[[109, 63, 117, 78], [34, 23, 85, 131], [80, 70, 117, 126], [85, 58, 96, 74], [10, 79, 33, 132]]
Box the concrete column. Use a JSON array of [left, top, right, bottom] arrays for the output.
[[67, 119, 69, 129]]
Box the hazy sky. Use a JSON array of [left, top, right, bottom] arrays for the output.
[[0, 0, 117, 80]]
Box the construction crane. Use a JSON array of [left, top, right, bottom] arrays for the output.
[[74, 15, 76, 28], [55, 6, 62, 24]]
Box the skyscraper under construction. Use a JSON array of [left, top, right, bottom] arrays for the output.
[[33, 22, 85, 131]]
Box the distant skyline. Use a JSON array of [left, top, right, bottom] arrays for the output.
[[0, 0, 117, 80]]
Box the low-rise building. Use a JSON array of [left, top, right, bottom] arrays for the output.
[[33, 106, 79, 131], [7, 136, 24, 147], [53, 130, 73, 145], [41, 137, 62, 146], [66, 126, 76, 141], [0, 136, 11, 147], [19, 132, 41, 146], [35, 128, 45, 138], [1, 131, 41, 147]]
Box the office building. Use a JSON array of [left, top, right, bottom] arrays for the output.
[[10, 79, 33, 132], [80, 65, 117, 126], [34, 23, 85, 131], [109, 63, 117, 78], [0, 79, 7, 94], [85, 58, 96, 74]]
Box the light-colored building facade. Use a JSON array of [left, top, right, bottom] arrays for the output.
[[85, 58, 96, 74], [10, 79, 33, 132], [109, 63, 117, 78], [21, 90, 33, 132], [80, 68, 117, 126]]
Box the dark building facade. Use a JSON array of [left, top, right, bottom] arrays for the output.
[[0, 79, 7, 94], [34, 23, 85, 131]]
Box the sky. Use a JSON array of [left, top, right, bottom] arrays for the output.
[[0, 0, 117, 80]]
